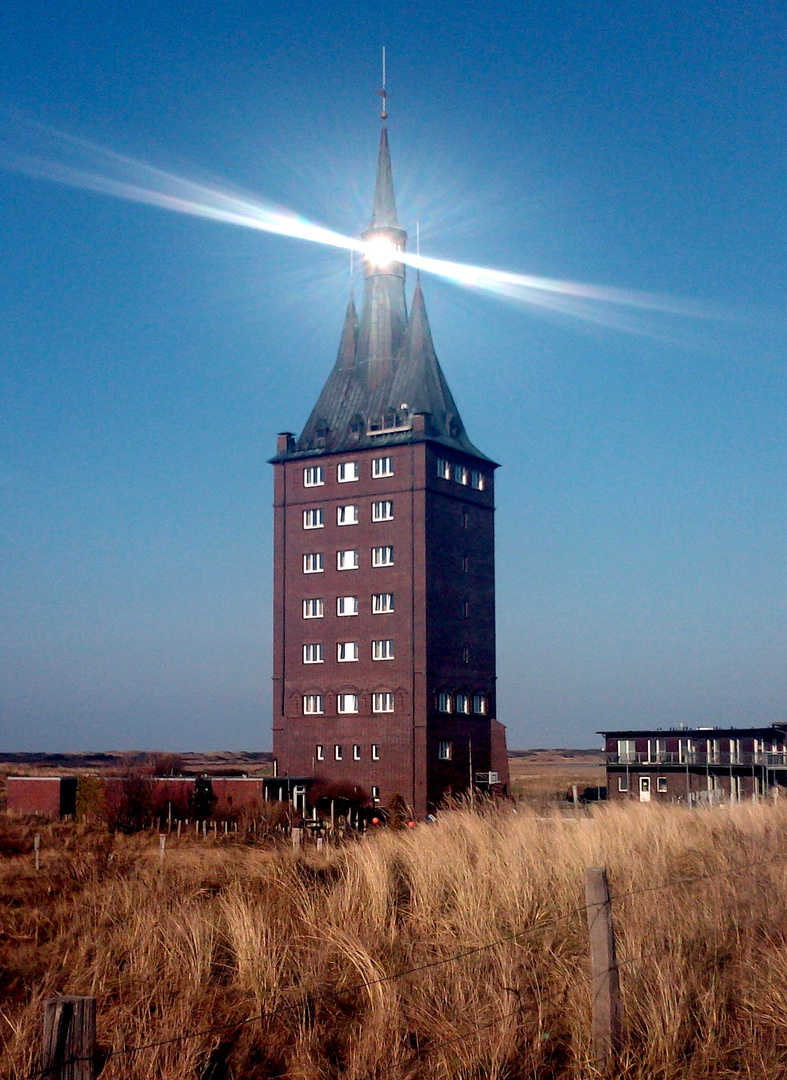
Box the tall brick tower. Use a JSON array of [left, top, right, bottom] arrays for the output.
[[271, 114, 508, 818]]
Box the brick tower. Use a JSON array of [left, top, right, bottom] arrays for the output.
[[271, 115, 508, 818]]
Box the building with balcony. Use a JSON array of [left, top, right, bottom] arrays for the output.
[[601, 725, 787, 804]]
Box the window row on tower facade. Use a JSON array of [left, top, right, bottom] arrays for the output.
[[437, 691, 489, 715], [302, 501, 394, 528], [302, 639, 395, 664], [316, 743, 381, 763], [303, 456, 394, 488], [436, 458, 486, 490], [302, 595, 393, 617], [302, 691, 397, 715], [303, 548, 394, 572]]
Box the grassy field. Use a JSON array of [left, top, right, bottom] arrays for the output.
[[2, 798, 787, 1079]]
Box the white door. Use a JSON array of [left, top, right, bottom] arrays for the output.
[[639, 776, 651, 803]]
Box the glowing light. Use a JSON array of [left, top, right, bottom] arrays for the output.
[[365, 236, 398, 268], [0, 123, 714, 332]]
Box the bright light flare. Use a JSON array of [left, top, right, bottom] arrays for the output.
[[0, 123, 715, 332], [364, 236, 398, 268]]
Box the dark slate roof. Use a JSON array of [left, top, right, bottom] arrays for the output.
[[274, 125, 495, 466]]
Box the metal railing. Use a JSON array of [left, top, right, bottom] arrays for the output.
[[606, 752, 787, 768]]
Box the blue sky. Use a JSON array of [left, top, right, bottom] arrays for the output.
[[1, 0, 784, 751]]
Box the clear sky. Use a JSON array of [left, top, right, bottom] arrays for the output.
[[1, 0, 784, 752]]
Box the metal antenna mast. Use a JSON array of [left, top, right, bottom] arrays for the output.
[[378, 46, 389, 120]]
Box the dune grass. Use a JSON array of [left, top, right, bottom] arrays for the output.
[[2, 800, 787, 1078]]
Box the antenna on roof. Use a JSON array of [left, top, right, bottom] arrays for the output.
[[378, 46, 389, 120]]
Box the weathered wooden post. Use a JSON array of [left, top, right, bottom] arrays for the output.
[[158, 834, 166, 867], [176, 819, 182, 838], [572, 784, 580, 812], [34, 832, 41, 872], [292, 826, 302, 851], [584, 867, 622, 1067], [41, 995, 96, 1079]]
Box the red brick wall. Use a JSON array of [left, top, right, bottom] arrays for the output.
[[210, 778, 265, 816], [7, 777, 63, 817]]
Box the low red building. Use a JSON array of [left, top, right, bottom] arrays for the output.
[[601, 725, 787, 804], [6, 776, 77, 817]]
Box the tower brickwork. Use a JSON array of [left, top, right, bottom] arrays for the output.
[[270, 118, 506, 818]]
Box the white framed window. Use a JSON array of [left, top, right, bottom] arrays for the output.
[[657, 776, 668, 793], [302, 643, 324, 664], [303, 695, 323, 714], [617, 739, 636, 764], [372, 456, 393, 478], [438, 692, 452, 713], [373, 692, 394, 713], [371, 744, 380, 761], [316, 744, 324, 761], [372, 639, 394, 661], [337, 549, 359, 571], [470, 470, 485, 490], [455, 692, 469, 714], [336, 595, 359, 616], [302, 508, 324, 529], [372, 500, 394, 521], [334, 744, 343, 760], [337, 641, 359, 662], [438, 740, 452, 761], [617, 775, 628, 792], [302, 598, 324, 619], [437, 458, 451, 480], [454, 463, 469, 485], [303, 553, 324, 574], [337, 504, 359, 526], [353, 744, 361, 761], [473, 694, 487, 715], [337, 461, 359, 483], [372, 593, 394, 614], [304, 466, 324, 487], [372, 545, 394, 567], [371, 785, 380, 801], [337, 693, 359, 714]]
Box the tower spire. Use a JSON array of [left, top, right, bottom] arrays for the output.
[[378, 46, 388, 120]]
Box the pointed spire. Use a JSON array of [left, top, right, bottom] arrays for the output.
[[369, 125, 399, 229], [336, 293, 358, 371], [404, 277, 435, 363]]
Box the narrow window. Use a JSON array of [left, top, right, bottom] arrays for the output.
[[437, 458, 451, 480], [303, 695, 324, 714], [337, 641, 359, 662], [371, 785, 380, 801], [334, 745, 343, 760], [438, 692, 452, 714], [462, 555, 469, 572], [337, 595, 359, 616], [372, 593, 395, 614], [372, 545, 394, 567], [372, 500, 394, 521], [371, 744, 380, 761], [353, 744, 361, 761], [337, 504, 359, 526], [617, 775, 628, 792], [470, 470, 485, 490], [462, 645, 470, 664], [463, 600, 469, 618], [302, 508, 324, 529], [462, 510, 469, 529], [337, 549, 359, 570], [372, 639, 394, 660], [455, 692, 469, 714], [302, 598, 324, 619], [303, 553, 324, 574], [372, 456, 394, 478], [304, 466, 324, 487], [657, 777, 668, 793], [337, 461, 359, 483], [438, 740, 452, 761], [473, 694, 487, 715], [302, 643, 324, 664], [337, 694, 359, 714], [315, 744, 324, 761], [372, 692, 394, 713], [454, 464, 468, 485]]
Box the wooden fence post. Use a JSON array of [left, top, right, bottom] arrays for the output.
[[34, 832, 41, 872], [292, 826, 302, 851], [41, 996, 96, 1079], [158, 834, 166, 867], [572, 785, 580, 812], [584, 867, 622, 1067]]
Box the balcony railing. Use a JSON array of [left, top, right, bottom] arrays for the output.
[[606, 752, 787, 768]]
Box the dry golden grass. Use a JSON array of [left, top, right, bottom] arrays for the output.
[[508, 750, 605, 803], [2, 801, 787, 1079]]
